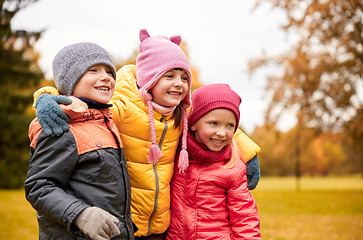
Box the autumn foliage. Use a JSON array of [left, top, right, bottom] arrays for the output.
[[250, 123, 361, 176], [248, 0, 362, 176]]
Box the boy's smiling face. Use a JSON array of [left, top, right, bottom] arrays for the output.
[[72, 64, 115, 104]]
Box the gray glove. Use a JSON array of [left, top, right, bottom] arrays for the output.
[[35, 93, 72, 136], [246, 155, 261, 190], [74, 207, 120, 240]]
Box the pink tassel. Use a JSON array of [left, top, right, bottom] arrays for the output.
[[178, 149, 189, 173], [148, 144, 162, 164]]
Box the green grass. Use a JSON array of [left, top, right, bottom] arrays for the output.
[[252, 176, 363, 240], [1, 176, 363, 240], [0, 190, 38, 240]]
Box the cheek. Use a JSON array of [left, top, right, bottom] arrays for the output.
[[110, 79, 116, 88], [181, 85, 189, 99], [226, 132, 235, 142], [183, 83, 189, 92], [72, 86, 84, 98]]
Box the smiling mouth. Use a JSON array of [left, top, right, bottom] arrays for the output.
[[168, 91, 182, 96], [95, 87, 110, 91], [212, 139, 224, 144]]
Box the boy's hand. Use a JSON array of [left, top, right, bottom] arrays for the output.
[[246, 156, 260, 190], [35, 93, 72, 136], [74, 206, 121, 240]]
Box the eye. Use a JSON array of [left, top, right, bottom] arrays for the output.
[[210, 122, 217, 126], [161, 70, 174, 78], [228, 123, 235, 128], [165, 74, 174, 79], [182, 76, 189, 81]]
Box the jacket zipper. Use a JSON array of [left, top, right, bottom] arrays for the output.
[[104, 113, 132, 239], [147, 115, 168, 235], [194, 162, 204, 239]]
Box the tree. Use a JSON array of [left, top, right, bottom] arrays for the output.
[[252, 124, 296, 176], [0, 0, 44, 188], [343, 105, 363, 175], [249, 0, 363, 131], [251, 123, 348, 176]]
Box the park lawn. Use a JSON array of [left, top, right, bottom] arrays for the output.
[[0, 189, 37, 240], [1, 176, 362, 240], [253, 176, 363, 240]]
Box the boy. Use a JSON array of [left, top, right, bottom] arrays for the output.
[[25, 42, 136, 240]]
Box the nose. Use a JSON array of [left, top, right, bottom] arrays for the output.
[[100, 70, 111, 81], [173, 76, 183, 87], [216, 128, 226, 137]]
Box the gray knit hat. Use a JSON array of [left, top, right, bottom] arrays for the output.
[[52, 42, 116, 96]]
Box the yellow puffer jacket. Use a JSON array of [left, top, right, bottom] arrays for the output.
[[33, 64, 261, 237], [111, 65, 181, 236]]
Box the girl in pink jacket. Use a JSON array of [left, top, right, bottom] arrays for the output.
[[166, 84, 261, 240]]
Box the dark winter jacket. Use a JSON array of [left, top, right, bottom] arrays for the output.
[[25, 98, 135, 240]]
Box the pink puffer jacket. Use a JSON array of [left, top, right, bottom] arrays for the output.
[[166, 146, 261, 240]]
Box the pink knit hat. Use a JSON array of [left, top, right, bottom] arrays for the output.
[[189, 84, 242, 132], [136, 29, 192, 105], [136, 29, 192, 171]]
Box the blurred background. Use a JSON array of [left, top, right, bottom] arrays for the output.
[[1, 0, 362, 239]]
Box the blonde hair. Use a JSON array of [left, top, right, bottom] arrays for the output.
[[224, 139, 240, 168]]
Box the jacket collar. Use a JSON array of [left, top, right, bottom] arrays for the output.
[[61, 96, 113, 122]]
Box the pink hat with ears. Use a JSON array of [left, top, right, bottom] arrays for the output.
[[136, 29, 192, 172], [136, 29, 192, 105]]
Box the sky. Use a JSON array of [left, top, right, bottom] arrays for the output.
[[11, 0, 297, 134]]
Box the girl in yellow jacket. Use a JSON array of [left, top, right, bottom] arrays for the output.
[[34, 29, 261, 239]]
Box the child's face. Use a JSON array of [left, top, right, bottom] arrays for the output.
[[150, 69, 189, 107], [72, 64, 115, 104], [191, 109, 236, 152]]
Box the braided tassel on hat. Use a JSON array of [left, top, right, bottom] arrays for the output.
[[146, 100, 163, 163], [178, 107, 189, 173]]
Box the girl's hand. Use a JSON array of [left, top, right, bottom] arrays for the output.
[[246, 156, 260, 190], [35, 93, 72, 136]]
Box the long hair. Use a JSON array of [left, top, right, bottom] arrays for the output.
[[172, 104, 184, 129], [225, 139, 239, 168]]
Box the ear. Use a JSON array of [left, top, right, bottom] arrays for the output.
[[170, 35, 181, 45], [139, 29, 150, 42], [191, 124, 197, 131]]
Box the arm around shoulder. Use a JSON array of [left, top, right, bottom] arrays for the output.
[[233, 128, 261, 163], [110, 64, 137, 127], [32, 86, 60, 112]]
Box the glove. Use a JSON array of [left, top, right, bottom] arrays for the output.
[[74, 206, 120, 240], [35, 93, 72, 136], [246, 155, 260, 190]]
